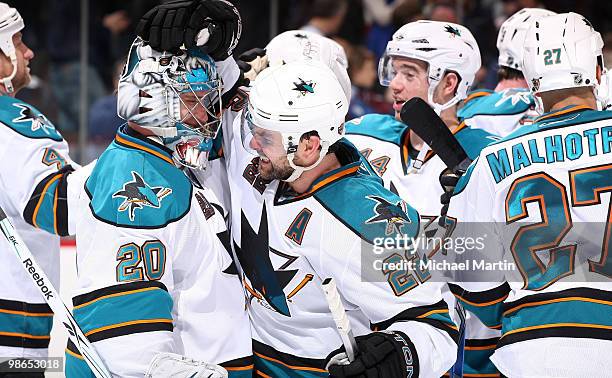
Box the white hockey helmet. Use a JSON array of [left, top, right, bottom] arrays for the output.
[[0, 3, 24, 93], [117, 38, 223, 170], [523, 12, 604, 95], [497, 8, 557, 72], [265, 30, 351, 102], [379, 20, 481, 113], [241, 60, 348, 182]]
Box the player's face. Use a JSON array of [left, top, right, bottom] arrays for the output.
[[248, 127, 294, 181], [388, 57, 429, 119], [179, 90, 210, 132], [0, 33, 34, 94]]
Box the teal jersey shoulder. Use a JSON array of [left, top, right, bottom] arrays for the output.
[[345, 113, 408, 146], [455, 125, 499, 160], [0, 96, 63, 141], [85, 128, 192, 228], [459, 88, 534, 120], [314, 166, 420, 244]]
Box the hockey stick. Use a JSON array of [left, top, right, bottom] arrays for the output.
[[0, 206, 112, 378], [321, 278, 358, 362], [400, 97, 472, 173]]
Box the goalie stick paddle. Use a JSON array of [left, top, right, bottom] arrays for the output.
[[0, 206, 112, 378], [400, 97, 472, 173], [322, 277, 358, 363]]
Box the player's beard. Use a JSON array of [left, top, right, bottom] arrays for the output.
[[258, 155, 294, 181]]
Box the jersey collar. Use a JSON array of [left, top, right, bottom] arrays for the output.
[[534, 104, 593, 123], [114, 125, 175, 166], [401, 120, 467, 174]]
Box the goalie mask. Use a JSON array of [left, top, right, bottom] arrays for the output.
[[240, 61, 348, 182], [118, 37, 223, 170], [378, 20, 481, 114]]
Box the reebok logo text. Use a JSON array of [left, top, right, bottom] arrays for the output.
[[22, 258, 54, 299]]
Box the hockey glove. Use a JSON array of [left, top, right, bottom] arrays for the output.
[[236, 47, 268, 82], [325, 331, 419, 378], [439, 168, 461, 227], [136, 0, 241, 60]]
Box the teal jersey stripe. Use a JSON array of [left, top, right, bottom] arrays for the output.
[[73, 286, 173, 336], [422, 311, 456, 328], [65, 351, 94, 378], [227, 369, 253, 378], [254, 355, 329, 378], [0, 311, 52, 337], [502, 298, 612, 334], [33, 177, 60, 234], [459, 302, 503, 329], [463, 346, 498, 376]]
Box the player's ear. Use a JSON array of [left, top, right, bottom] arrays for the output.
[[596, 64, 602, 84], [298, 132, 322, 162], [439, 72, 460, 102]]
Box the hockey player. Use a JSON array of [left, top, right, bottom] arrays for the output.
[[0, 4, 79, 374], [63, 38, 252, 377], [444, 12, 612, 377], [458, 8, 556, 137], [343, 22, 496, 376], [230, 60, 458, 378]]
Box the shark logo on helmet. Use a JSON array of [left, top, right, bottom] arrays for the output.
[[292, 78, 316, 96], [113, 171, 172, 221], [444, 25, 461, 37]]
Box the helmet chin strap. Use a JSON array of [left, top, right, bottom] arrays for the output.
[[1, 53, 18, 94], [408, 80, 461, 173], [284, 142, 330, 183]]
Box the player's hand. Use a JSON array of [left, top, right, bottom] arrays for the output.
[[136, 0, 241, 60], [439, 168, 461, 226], [325, 331, 418, 377], [236, 47, 268, 82]]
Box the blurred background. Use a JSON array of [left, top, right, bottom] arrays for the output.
[[7, 0, 612, 166]]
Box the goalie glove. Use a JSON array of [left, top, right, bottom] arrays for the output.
[[145, 352, 228, 378], [136, 0, 241, 60], [325, 331, 419, 378]]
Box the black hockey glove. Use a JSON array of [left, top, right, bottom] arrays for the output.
[[236, 47, 268, 81], [325, 331, 419, 378], [136, 0, 241, 60], [439, 168, 461, 226]]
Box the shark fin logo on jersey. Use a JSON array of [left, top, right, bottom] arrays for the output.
[[365, 196, 411, 235], [444, 25, 461, 37], [292, 78, 316, 96], [113, 171, 172, 221], [12, 103, 55, 135]]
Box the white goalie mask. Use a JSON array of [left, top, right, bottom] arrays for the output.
[[497, 8, 557, 72], [378, 20, 481, 114], [240, 61, 348, 182], [117, 38, 223, 170], [265, 30, 351, 102], [0, 2, 24, 93]]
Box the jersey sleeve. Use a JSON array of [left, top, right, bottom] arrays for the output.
[[0, 130, 78, 236], [445, 157, 510, 331], [316, 224, 459, 377]]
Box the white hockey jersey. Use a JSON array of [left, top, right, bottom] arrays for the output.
[[63, 126, 252, 378], [447, 105, 612, 377], [221, 109, 459, 378], [458, 88, 539, 137], [0, 95, 77, 358], [345, 113, 500, 376]]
